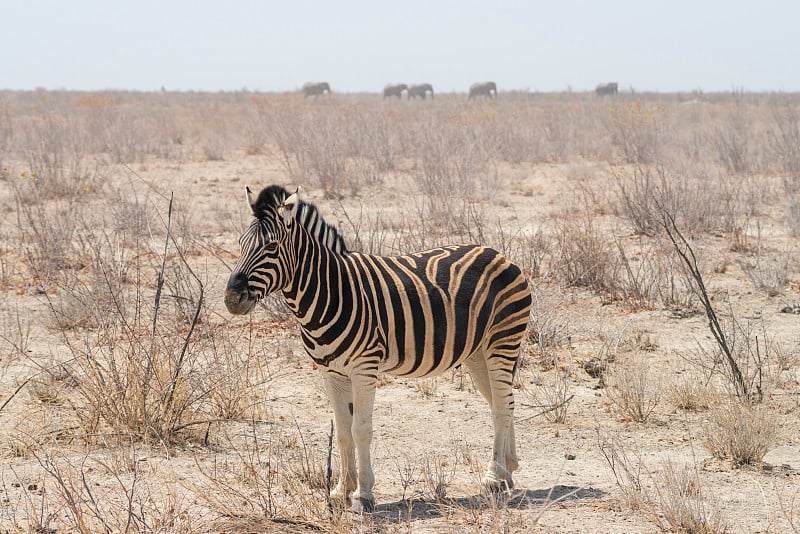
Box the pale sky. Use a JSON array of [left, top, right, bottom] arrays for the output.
[[1, 0, 798, 93]]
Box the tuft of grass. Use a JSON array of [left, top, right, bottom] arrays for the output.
[[606, 358, 660, 423], [703, 399, 779, 467]]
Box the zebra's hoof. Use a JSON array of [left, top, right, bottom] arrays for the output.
[[483, 461, 514, 492], [482, 477, 514, 494], [351, 497, 375, 514]]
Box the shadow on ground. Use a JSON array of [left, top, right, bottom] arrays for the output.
[[375, 485, 606, 523]]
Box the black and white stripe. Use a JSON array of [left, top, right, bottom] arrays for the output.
[[225, 185, 532, 512]]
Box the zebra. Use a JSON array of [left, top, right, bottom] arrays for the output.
[[469, 81, 497, 99], [595, 82, 618, 96], [302, 82, 331, 98], [383, 83, 408, 99], [225, 185, 532, 513], [407, 83, 434, 99]]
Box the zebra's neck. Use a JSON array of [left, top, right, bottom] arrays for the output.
[[296, 202, 348, 254], [282, 221, 353, 335]]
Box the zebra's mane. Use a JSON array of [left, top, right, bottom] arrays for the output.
[[251, 185, 348, 253]]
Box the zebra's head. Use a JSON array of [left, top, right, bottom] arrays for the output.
[[225, 185, 300, 315]]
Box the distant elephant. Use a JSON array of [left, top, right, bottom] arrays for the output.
[[408, 83, 434, 100], [595, 83, 618, 96], [302, 82, 331, 98], [383, 83, 408, 99], [469, 81, 497, 99]]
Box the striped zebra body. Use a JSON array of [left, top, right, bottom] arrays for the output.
[[225, 186, 532, 512]]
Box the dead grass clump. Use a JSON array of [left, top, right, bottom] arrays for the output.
[[196, 422, 359, 531], [703, 399, 779, 467], [600, 434, 728, 533], [523, 355, 574, 423], [768, 99, 800, 189], [0, 304, 31, 359], [415, 377, 439, 398], [552, 214, 618, 295], [740, 254, 791, 297], [606, 358, 660, 423], [669, 373, 712, 412], [614, 165, 721, 237], [422, 451, 456, 502], [650, 460, 727, 533], [713, 99, 754, 175], [26, 446, 203, 533], [608, 100, 664, 164], [13, 199, 83, 285], [16, 107, 101, 203]]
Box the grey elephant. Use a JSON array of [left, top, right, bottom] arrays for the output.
[[595, 83, 618, 96], [408, 83, 434, 100], [302, 82, 331, 98], [469, 81, 497, 99], [383, 83, 408, 99]]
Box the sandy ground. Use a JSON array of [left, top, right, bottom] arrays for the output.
[[1, 151, 799, 533]]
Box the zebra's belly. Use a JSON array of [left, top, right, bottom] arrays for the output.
[[377, 343, 477, 378]]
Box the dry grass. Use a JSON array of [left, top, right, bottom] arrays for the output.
[[600, 433, 728, 533], [605, 357, 661, 423], [703, 399, 779, 467], [0, 89, 798, 531]]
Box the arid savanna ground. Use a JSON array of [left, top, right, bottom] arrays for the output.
[[1, 89, 799, 532]]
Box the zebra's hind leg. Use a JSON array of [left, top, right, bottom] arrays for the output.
[[464, 351, 517, 492], [322, 372, 357, 504]]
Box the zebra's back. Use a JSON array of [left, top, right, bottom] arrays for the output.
[[303, 244, 531, 378]]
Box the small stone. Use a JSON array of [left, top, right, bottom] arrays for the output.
[[565, 453, 576, 460]]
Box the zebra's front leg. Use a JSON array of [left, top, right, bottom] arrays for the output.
[[322, 371, 357, 504], [350, 371, 377, 513]]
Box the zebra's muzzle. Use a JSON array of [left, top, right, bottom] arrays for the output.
[[225, 271, 256, 315]]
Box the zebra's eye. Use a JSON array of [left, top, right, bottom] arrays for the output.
[[263, 241, 279, 253]]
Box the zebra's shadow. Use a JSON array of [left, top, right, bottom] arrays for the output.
[[373, 485, 605, 523]]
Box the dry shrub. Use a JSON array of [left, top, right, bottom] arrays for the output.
[[740, 253, 791, 296], [606, 357, 660, 423], [614, 165, 722, 237], [608, 99, 664, 164], [523, 354, 573, 423], [688, 314, 790, 403], [13, 199, 84, 285], [525, 285, 571, 364], [25, 446, 203, 533], [551, 214, 617, 295], [34, 195, 211, 443], [197, 422, 358, 531], [0, 304, 31, 358], [422, 451, 456, 502], [703, 399, 779, 467], [15, 107, 101, 203], [768, 99, 800, 187], [650, 460, 727, 533], [669, 373, 712, 412], [712, 99, 754, 175], [600, 434, 727, 533]]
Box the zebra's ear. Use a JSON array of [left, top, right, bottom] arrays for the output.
[[279, 187, 300, 225], [246, 186, 256, 212]]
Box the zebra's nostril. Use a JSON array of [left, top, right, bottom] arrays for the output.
[[227, 271, 249, 293]]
